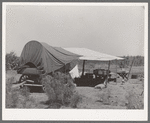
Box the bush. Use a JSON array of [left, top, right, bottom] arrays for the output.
[[6, 77, 19, 108], [70, 92, 82, 108], [41, 72, 80, 108], [126, 91, 144, 109], [6, 77, 36, 108], [6, 51, 19, 71]]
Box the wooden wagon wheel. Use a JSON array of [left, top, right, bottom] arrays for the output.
[[19, 75, 29, 83]]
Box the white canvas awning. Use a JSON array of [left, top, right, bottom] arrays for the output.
[[64, 48, 124, 61]]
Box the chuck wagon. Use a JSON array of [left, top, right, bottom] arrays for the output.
[[16, 41, 124, 91], [17, 40, 80, 91]]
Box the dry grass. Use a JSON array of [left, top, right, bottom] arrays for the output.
[[93, 79, 144, 109], [5, 66, 144, 109], [6, 71, 81, 109], [70, 92, 82, 108], [6, 76, 37, 108], [126, 90, 144, 109], [99, 88, 111, 105]]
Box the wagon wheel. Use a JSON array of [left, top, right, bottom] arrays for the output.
[[19, 75, 29, 83]]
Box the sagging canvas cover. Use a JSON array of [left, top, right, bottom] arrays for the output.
[[18, 41, 80, 74]]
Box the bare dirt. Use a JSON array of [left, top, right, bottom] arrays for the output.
[[27, 78, 144, 109], [70, 78, 143, 109]]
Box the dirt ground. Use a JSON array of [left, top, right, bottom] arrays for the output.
[[76, 79, 144, 109], [27, 78, 144, 109], [6, 70, 144, 109]]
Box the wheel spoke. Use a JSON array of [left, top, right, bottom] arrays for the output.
[[20, 75, 29, 83]]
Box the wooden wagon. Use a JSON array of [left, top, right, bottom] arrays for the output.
[[16, 40, 80, 92]]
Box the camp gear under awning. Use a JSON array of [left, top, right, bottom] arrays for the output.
[[18, 40, 81, 74], [69, 65, 80, 79], [64, 48, 124, 61], [64, 48, 124, 84]]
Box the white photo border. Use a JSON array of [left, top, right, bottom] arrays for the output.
[[2, 2, 148, 121]]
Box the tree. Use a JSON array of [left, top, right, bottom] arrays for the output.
[[6, 51, 19, 70]]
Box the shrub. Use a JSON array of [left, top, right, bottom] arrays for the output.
[[70, 92, 82, 108], [41, 72, 78, 108], [6, 77, 19, 108], [6, 51, 19, 71], [6, 77, 36, 108], [126, 91, 144, 109]]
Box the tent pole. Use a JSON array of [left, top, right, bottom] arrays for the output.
[[64, 64, 66, 75], [116, 59, 117, 84], [81, 60, 86, 77], [127, 57, 135, 80], [106, 60, 110, 87]]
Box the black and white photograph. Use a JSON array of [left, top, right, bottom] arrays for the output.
[[2, 2, 148, 121]]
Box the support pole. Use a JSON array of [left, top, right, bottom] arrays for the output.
[[116, 59, 117, 84], [124, 57, 126, 68], [106, 60, 110, 87], [127, 57, 135, 80], [81, 60, 86, 77]]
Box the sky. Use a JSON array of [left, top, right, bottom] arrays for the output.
[[5, 4, 145, 56]]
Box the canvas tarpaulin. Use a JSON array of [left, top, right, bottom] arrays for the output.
[[18, 41, 81, 74], [64, 48, 124, 61]]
